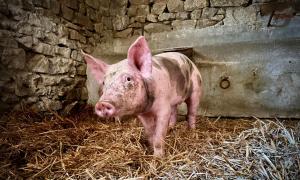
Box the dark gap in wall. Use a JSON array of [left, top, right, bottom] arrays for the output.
[[149, 1, 154, 8], [57, 43, 67, 48], [127, 1, 131, 8], [164, 6, 169, 13], [245, 0, 253, 7]]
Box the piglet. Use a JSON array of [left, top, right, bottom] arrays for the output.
[[82, 36, 202, 157]]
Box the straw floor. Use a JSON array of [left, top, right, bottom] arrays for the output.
[[0, 107, 299, 179]]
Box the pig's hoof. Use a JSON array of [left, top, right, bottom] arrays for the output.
[[188, 123, 196, 129], [153, 148, 165, 158], [168, 123, 175, 129]]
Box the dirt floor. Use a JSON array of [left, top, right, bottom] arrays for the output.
[[0, 107, 299, 179]]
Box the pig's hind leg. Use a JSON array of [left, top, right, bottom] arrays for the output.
[[185, 81, 202, 129], [168, 105, 177, 129]]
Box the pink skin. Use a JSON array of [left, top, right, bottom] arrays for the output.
[[82, 36, 202, 157]]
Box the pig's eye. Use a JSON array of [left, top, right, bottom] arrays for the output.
[[126, 77, 131, 82], [102, 81, 105, 85]]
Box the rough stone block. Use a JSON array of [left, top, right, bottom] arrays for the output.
[[17, 36, 33, 48], [113, 16, 129, 31], [191, 9, 202, 19], [172, 19, 197, 29], [40, 74, 73, 86], [88, 37, 96, 46], [69, 29, 86, 43], [31, 26, 46, 39], [56, 47, 71, 58], [110, 5, 127, 16], [147, 14, 158, 22], [167, 0, 184, 13], [128, 22, 142, 28], [111, 0, 128, 7], [223, 6, 257, 26], [158, 13, 175, 21], [50, 0, 60, 14], [27, 55, 50, 73], [154, 0, 167, 2], [63, 0, 78, 10], [114, 28, 133, 38], [71, 50, 82, 62], [202, 8, 218, 19], [128, 5, 149, 16], [217, 8, 226, 15], [0, 0, 9, 15], [10, 6, 27, 21], [130, 0, 149, 5], [73, 13, 93, 30], [85, 0, 99, 9], [41, 97, 62, 111], [134, 16, 146, 23], [49, 57, 74, 74], [196, 19, 218, 28], [102, 17, 113, 30], [79, 3, 86, 14], [44, 33, 58, 45], [62, 5, 74, 21], [0, 38, 18, 48], [33, 42, 55, 56], [0, 16, 18, 30], [128, 5, 137, 16], [33, 0, 50, 9], [176, 12, 189, 20], [94, 23, 104, 33], [151, 2, 166, 15], [184, 0, 208, 11], [210, 14, 225, 21], [210, 0, 250, 7], [133, 29, 142, 36], [137, 5, 150, 16], [15, 73, 40, 97], [87, 7, 97, 21], [1, 94, 19, 103], [144, 23, 171, 33], [58, 38, 77, 49], [1, 48, 26, 69]]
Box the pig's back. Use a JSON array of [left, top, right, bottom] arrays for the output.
[[152, 52, 201, 104]]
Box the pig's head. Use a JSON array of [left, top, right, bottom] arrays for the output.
[[82, 36, 153, 118]]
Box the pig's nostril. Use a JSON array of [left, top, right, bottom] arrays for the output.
[[95, 101, 115, 117]]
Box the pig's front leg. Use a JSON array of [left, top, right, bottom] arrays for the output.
[[168, 105, 177, 129], [153, 107, 171, 157], [138, 115, 156, 146]]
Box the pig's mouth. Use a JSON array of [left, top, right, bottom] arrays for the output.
[[95, 100, 117, 118]]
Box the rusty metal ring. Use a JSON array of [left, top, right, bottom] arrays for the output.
[[220, 77, 230, 89]]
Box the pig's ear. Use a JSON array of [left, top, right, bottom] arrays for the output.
[[127, 36, 152, 78], [81, 50, 108, 84]]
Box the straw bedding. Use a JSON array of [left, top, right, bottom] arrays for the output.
[[0, 107, 299, 179]]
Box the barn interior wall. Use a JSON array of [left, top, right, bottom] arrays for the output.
[[1, 0, 299, 117]]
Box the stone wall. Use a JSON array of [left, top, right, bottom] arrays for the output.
[[0, 0, 110, 113], [93, 0, 299, 55]]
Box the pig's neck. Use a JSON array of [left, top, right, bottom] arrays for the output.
[[141, 77, 155, 113]]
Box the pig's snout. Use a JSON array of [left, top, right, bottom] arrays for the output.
[[95, 101, 116, 117]]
